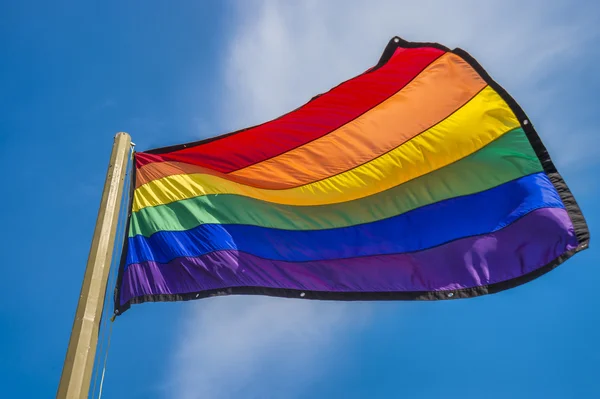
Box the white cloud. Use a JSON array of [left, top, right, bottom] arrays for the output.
[[170, 1, 598, 398], [220, 0, 596, 128], [167, 296, 370, 399]]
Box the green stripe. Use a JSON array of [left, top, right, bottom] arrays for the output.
[[129, 128, 542, 237]]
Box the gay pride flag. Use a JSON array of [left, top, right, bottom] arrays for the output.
[[114, 37, 589, 315]]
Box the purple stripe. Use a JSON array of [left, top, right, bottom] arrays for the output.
[[120, 208, 577, 305]]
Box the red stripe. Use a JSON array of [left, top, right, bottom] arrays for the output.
[[136, 46, 445, 171]]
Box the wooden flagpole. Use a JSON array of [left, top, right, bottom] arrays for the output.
[[57, 132, 131, 399]]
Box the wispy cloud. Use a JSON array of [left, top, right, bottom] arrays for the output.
[[169, 1, 598, 397], [220, 0, 596, 129], [167, 297, 370, 399]]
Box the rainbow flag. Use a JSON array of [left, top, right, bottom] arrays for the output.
[[114, 36, 589, 315]]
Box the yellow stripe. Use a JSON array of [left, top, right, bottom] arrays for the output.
[[132, 86, 519, 212]]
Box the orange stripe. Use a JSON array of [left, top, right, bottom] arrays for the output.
[[135, 161, 280, 190], [136, 53, 486, 189]]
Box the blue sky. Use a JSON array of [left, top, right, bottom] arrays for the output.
[[1, 1, 599, 398]]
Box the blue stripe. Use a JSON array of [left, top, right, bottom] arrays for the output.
[[126, 173, 564, 266]]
